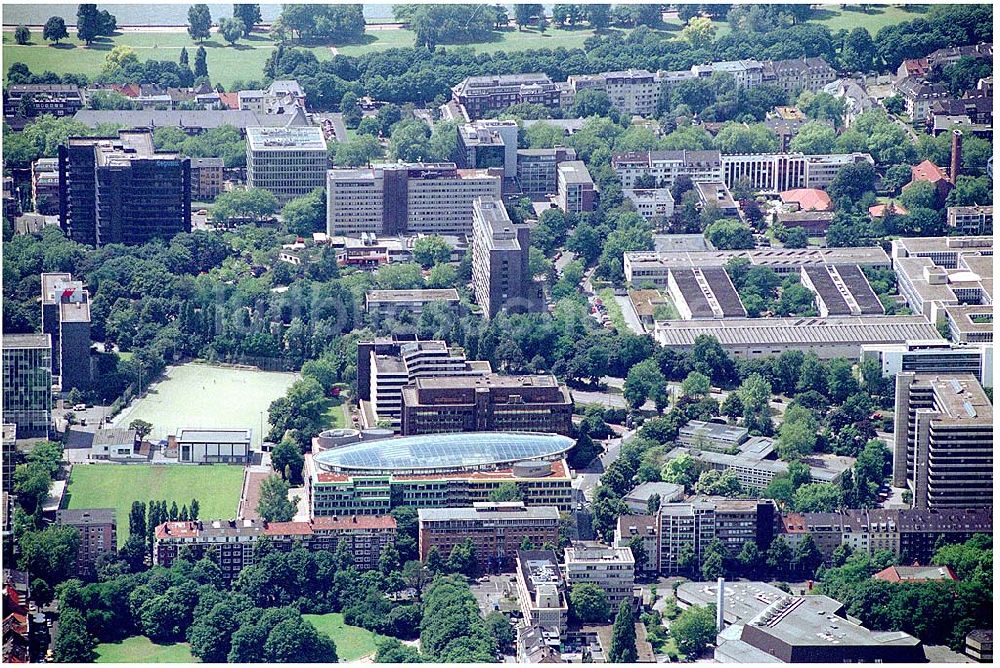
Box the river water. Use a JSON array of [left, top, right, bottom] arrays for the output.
[[2, 4, 397, 26]]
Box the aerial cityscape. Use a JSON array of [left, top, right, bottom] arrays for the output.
[[0, 2, 994, 664]]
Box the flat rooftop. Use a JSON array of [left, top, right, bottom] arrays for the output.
[[367, 289, 460, 302], [246, 126, 327, 151], [565, 545, 634, 564], [557, 161, 593, 185], [892, 235, 994, 256], [412, 373, 561, 390], [418, 503, 560, 522], [677, 580, 787, 626], [653, 316, 940, 347], [3, 333, 51, 349], [915, 374, 993, 422], [628, 246, 891, 270], [59, 301, 91, 323], [56, 508, 116, 525], [176, 428, 252, 443]]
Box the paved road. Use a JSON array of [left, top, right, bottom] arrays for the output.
[[614, 295, 646, 335], [555, 250, 577, 273]]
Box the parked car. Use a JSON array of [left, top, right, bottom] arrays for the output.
[[73, 403, 87, 411]]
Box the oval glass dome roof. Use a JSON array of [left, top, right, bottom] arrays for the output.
[[313, 432, 575, 474]]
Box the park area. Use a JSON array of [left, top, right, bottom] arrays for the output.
[[301, 613, 387, 662], [65, 464, 244, 546], [111, 362, 298, 447], [95, 636, 195, 663]]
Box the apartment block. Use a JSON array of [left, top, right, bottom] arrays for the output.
[[614, 515, 660, 574], [893, 373, 992, 509], [515, 550, 569, 632], [399, 373, 574, 436], [762, 57, 838, 94], [947, 206, 992, 235], [154, 516, 396, 584], [59, 131, 190, 246], [567, 69, 661, 116], [564, 545, 635, 610], [612, 150, 723, 189], [452, 74, 562, 120], [357, 337, 491, 430], [365, 289, 461, 322], [516, 147, 578, 197], [654, 500, 774, 574], [556, 161, 595, 213], [2, 334, 52, 438], [4, 84, 84, 119], [55, 509, 116, 578], [40, 273, 91, 392], [418, 502, 561, 572], [471, 197, 542, 319], [31, 158, 60, 215], [237, 80, 306, 114], [189, 157, 224, 200], [246, 126, 327, 204], [327, 163, 501, 236]]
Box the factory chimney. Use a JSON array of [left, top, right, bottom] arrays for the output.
[[951, 129, 963, 183], [716, 577, 725, 632]]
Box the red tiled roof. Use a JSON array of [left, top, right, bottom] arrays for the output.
[[781, 512, 807, 533], [219, 92, 239, 109], [264, 521, 312, 536], [780, 188, 833, 212], [873, 565, 957, 583], [869, 203, 908, 218], [154, 521, 199, 540], [910, 160, 949, 184], [310, 515, 397, 531]]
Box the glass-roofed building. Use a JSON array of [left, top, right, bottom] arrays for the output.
[[306, 432, 575, 516]]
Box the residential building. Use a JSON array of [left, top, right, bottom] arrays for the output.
[[694, 181, 739, 217], [471, 196, 542, 318], [238, 80, 306, 114], [897, 507, 992, 564], [31, 158, 60, 215], [612, 150, 723, 189], [399, 373, 574, 436], [2, 334, 52, 438], [154, 515, 396, 584], [89, 428, 140, 460], [623, 188, 674, 221], [894, 78, 951, 122], [925, 43, 993, 70], [306, 432, 575, 516], [626, 246, 891, 287], [58, 130, 190, 246], [892, 373, 992, 509], [327, 163, 502, 235], [872, 565, 957, 583], [860, 340, 993, 388], [966, 630, 993, 663], [189, 157, 224, 200], [246, 126, 327, 203], [762, 57, 838, 94], [40, 273, 91, 392], [947, 205, 992, 235], [516, 147, 578, 197], [567, 69, 661, 116], [822, 79, 875, 127], [418, 502, 560, 572], [653, 500, 775, 574], [564, 545, 635, 610], [452, 74, 562, 120], [515, 550, 569, 632], [457, 119, 519, 177], [365, 289, 461, 322], [556, 161, 595, 213], [55, 509, 116, 578], [653, 316, 941, 360], [172, 428, 252, 464], [357, 337, 491, 430], [72, 108, 311, 135], [2, 425, 16, 494], [4, 84, 83, 119]]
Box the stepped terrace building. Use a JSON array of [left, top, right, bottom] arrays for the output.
[[306, 432, 575, 516]]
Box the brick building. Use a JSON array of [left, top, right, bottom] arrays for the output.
[[55, 509, 116, 578]]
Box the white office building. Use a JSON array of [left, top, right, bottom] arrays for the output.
[[246, 126, 327, 203]]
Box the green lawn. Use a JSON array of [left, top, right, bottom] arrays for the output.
[[598, 288, 628, 332], [302, 612, 386, 661], [2, 31, 332, 88], [95, 636, 196, 663], [807, 4, 927, 34], [335, 25, 608, 56], [322, 396, 349, 429], [66, 464, 244, 546]]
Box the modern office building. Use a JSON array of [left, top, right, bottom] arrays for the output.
[[154, 515, 396, 584], [245, 126, 327, 203], [624, 246, 891, 287], [947, 205, 992, 235], [58, 130, 190, 246], [556, 161, 595, 213], [516, 147, 578, 197], [357, 338, 491, 430], [327, 163, 502, 235], [418, 502, 561, 572], [457, 119, 519, 177], [800, 264, 885, 316], [471, 197, 542, 319], [677, 420, 749, 451], [612, 150, 724, 189], [188, 157, 224, 200], [172, 428, 252, 464], [40, 273, 91, 392], [694, 181, 739, 217], [564, 545, 635, 610], [719, 152, 874, 193], [55, 509, 116, 578], [892, 373, 992, 509], [860, 340, 993, 388], [399, 373, 574, 436], [31, 158, 60, 215], [365, 289, 461, 322], [623, 188, 675, 221], [653, 316, 941, 360], [515, 550, 569, 632], [2, 334, 52, 438], [665, 442, 849, 491], [306, 432, 575, 516], [452, 74, 562, 120], [2, 424, 17, 494], [4, 84, 84, 119]]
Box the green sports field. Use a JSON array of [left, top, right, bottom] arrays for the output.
[[302, 612, 387, 662], [95, 636, 196, 663], [111, 362, 298, 447], [65, 464, 244, 546]]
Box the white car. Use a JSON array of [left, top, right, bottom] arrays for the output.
[[73, 403, 87, 411]]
